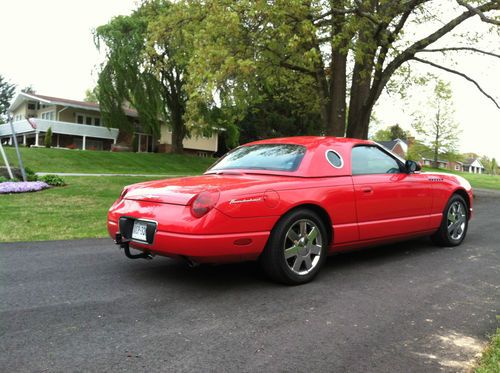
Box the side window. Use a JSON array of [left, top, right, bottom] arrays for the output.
[[352, 146, 401, 175]]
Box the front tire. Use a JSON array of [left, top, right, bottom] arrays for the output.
[[431, 194, 468, 247], [260, 209, 328, 285]]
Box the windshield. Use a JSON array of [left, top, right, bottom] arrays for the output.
[[209, 144, 306, 172]]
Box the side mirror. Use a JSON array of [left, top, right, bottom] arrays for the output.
[[405, 160, 421, 173]]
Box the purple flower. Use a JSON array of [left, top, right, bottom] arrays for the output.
[[0, 181, 50, 194]]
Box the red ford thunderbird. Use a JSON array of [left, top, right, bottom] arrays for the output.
[[108, 137, 473, 284]]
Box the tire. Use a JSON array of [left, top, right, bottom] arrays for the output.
[[260, 208, 329, 285], [431, 194, 469, 247]]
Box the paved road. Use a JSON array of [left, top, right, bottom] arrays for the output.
[[1, 192, 499, 372]]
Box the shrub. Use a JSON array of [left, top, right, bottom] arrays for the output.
[[45, 127, 52, 148], [40, 174, 66, 186], [25, 167, 38, 181], [0, 176, 9, 183], [67, 143, 77, 150]]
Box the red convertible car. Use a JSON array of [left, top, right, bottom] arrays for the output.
[[108, 137, 472, 284]]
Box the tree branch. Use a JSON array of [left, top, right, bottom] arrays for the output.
[[456, 0, 500, 25], [417, 47, 500, 59], [412, 56, 500, 109]]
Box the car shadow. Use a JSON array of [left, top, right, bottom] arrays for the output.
[[121, 236, 444, 289]]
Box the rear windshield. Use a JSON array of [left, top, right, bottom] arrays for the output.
[[209, 144, 306, 172]]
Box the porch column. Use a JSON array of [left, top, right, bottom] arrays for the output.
[[82, 136, 86, 150], [57, 134, 60, 148], [23, 135, 26, 145], [113, 138, 117, 144], [137, 134, 141, 153], [35, 132, 39, 147]]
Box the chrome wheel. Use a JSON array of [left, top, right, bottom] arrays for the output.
[[284, 219, 323, 275], [447, 201, 467, 241]]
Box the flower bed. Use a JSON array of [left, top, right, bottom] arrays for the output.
[[0, 181, 50, 194]]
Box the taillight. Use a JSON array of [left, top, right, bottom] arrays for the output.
[[190, 190, 220, 218], [119, 186, 130, 200]]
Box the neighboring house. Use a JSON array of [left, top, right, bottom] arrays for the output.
[[421, 157, 449, 169], [448, 161, 464, 172], [462, 158, 485, 174], [0, 92, 218, 155], [376, 139, 408, 158]]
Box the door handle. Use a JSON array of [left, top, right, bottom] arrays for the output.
[[361, 186, 373, 193]]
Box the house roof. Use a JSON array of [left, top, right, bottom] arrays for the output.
[[463, 158, 484, 168], [8, 92, 138, 118], [376, 139, 408, 153]]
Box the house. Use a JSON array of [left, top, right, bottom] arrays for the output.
[[462, 158, 485, 174], [0, 92, 218, 155], [421, 157, 448, 169], [376, 139, 408, 158], [448, 161, 463, 172]]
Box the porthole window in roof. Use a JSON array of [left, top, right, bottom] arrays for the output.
[[326, 150, 343, 168]]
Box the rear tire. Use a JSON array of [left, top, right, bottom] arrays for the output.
[[260, 209, 328, 285], [431, 194, 468, 247]]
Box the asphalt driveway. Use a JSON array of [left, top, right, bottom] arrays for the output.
[[1, 191, 499, 372]]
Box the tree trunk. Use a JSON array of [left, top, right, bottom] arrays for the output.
[[170, 106, 186, 154], [327, 7, 347, 137]]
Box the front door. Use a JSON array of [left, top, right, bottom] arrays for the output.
[[351, 145, 432, 241]]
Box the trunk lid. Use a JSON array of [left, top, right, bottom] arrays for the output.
[[123, 173, 283, 205]]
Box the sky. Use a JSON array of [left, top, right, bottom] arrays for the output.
[[0, 0, 499, 160]]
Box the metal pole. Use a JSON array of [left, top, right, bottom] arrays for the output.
[[0, 139, 14, 179], [8, 115, 27, 182]]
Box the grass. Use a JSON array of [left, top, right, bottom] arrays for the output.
[[475, 328, 500, 373], [422, 167, 500, 191], [0, 176, 157, 242], [3, 146, 214, 175]]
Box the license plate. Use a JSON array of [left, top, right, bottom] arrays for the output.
[[132, 220, 148, 242]]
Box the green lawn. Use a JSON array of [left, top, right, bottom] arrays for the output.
[[0, 176, 156, 242], [422, 167, 500, 191], [475, 328, 500, 373], [3, 146, 214, 175]]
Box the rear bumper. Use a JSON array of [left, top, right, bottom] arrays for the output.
[[108, 220, 269, 263]]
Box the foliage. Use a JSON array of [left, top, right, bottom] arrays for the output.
[[406, 139, 433, 161], [95, 1, 197, 153], [44, 127, 52, 148], [372, 124, 410, 142], [40, 174, 66, 186], [183, 0, 500, 141], [475, 327, 500, 373], [21, 86, 35, 94], [84, 87, 99, 103], [412, 80, 461, 168], [24, 167, 38, 181], [0, 75, 16, 123], [0, 176, 10, 182]]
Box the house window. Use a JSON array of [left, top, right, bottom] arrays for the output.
[[76, 113, 101, 126], [41, 111, 55, 120], [455, 165, 461, 171], [27, 102, 36, 110]]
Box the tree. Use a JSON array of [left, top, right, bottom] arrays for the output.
[[0, 75, 16, 124], [21, 86, 35, 94], [185, 0, 500, 140], [491, 158, 497, 175], [413, 80, 461, 168], [95, 1, 191, 153], [84, 88, 99, 103], [44, 127, 52, 148], [372, 124, 409, 141]]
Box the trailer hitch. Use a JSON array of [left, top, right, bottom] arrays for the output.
[[115, 233, 153, 260]]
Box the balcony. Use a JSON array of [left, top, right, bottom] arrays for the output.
[[0, 118, 119, 150]]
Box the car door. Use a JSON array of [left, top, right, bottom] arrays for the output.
[[351, 145, 432, 241]]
